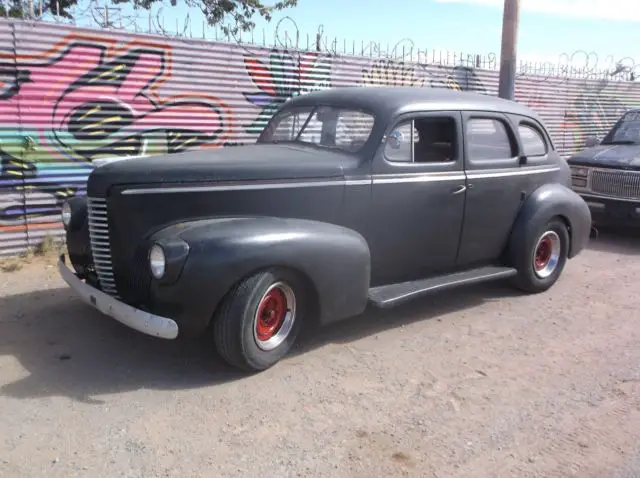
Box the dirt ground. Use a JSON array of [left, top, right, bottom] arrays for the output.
[[0, 229, 639, 478]]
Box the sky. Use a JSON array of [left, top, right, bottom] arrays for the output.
[[73, 0, 640, 66], [247, 0, 640, 60]]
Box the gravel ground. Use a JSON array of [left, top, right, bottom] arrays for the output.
[[1, 229, 639, 478]]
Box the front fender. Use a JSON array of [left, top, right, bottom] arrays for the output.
[[150, 216, 371, 335], [508, 182, 591, 262]]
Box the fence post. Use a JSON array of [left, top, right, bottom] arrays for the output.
[[498, 0, 520, 99]]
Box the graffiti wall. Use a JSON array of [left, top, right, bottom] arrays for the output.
[[0, 19, 639, 256]]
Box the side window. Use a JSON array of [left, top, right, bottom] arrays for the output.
[[518, 123, 547, 156], [385, 116, 457, 163], [268, 107, 313, 141], [384, 121, 413, 162], [466, 118, 515, 161]]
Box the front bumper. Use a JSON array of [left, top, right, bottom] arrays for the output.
[[579, 193, 640, 227], [58, 254, 179, 339]]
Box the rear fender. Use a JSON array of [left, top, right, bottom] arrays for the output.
[[507, 182, 591, 264], [151, 216, 371, 332]]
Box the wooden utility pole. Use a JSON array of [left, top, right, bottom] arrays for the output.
[[498, 0, 520, 100]]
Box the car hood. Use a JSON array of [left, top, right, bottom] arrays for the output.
[[87, 143, 351, 197], [568, 144, 640, 170]]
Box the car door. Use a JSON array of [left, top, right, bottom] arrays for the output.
[[368, 110, 466, 286], [456, 111, 546, 267]]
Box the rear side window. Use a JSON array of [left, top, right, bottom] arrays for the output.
[[518, 123, 547, 156], [466, 118, 515, 160], [384, 116, 457, 163]]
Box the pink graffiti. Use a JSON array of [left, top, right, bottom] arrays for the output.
[[0, 34, 234, 160]]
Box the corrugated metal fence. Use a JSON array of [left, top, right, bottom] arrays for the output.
[[0, 19, 639, 256]]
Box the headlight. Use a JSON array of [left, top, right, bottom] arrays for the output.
[[149, 244, 166, 279], [61, 201, 72, 227], [60, 197, 87, 231], [570, 166, 589, 177]]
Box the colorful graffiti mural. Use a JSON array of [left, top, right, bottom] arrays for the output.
[[0, 19, 639, 256], [0, 32, 236, 246], [360, 59, 487, 93], [0, 35, 234, 164], [243, 49, 331, 133]]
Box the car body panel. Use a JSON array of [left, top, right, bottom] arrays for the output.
[[457, 110, 569, 266], [144, 216, 371, 336], [61, 86, 591, 340], [368, 110, 466, 285]]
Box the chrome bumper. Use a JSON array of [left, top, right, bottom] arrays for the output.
[[58, 255, 179, 339]]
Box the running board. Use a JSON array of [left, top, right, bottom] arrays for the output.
[[368, 266, 518, 309]]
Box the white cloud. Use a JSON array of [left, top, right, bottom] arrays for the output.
[[433, 0, 640, 22]]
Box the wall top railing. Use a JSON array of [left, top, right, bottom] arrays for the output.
[[0, 5, 637, 83]]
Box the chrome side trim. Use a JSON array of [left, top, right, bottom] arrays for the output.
[[59, 255, 178, 339], [373, 173, 465, 184], [121, 165, 561, 196], [122, 179, 346, 195], [467, 166, 560, 179]]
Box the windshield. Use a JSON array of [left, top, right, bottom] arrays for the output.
[[602, 111, 640, 145], [259, 105, 376, 153]]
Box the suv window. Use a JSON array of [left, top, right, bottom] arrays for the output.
[[385, 117, 456, 163], [466, 118, 515, 160], [518, 123, 547, 156]]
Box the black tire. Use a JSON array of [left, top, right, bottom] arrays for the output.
[[512, 218, 570, 293], [213, 268, 307, 372]]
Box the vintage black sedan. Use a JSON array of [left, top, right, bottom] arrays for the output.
[[568, 109, 640, 226], [59, 87, 591, 372]]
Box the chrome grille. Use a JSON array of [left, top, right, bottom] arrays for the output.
[[590, 169, 640, 200], [87, 197, 119, 297]]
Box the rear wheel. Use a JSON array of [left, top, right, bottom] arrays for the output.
[[512, 218, 569, 293], [213, 269, 306, 372]]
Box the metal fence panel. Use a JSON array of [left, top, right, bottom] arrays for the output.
[[0, 18, 639, 257]]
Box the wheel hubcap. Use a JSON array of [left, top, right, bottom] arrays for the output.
[[533, 231, 561, 279], [253, 282, 296, 351]]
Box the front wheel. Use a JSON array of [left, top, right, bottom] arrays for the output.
[[213, 269, 306, 372], [512, 218, 570, 293]]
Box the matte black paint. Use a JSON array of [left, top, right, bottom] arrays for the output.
[[148, 217, 371, 336], [507, 182, 592, 261], [368, 265, 517, 308], [88, 144, 352, 197], [63, 87, 592, 339], [457, 111, 571, 266], [368, 110, 466, 285]]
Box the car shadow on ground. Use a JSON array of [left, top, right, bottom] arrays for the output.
[[0, 281, 520, 403], [587, 226, 640, 255]]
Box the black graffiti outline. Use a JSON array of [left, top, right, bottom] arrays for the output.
[[0, 36, 230, 226]]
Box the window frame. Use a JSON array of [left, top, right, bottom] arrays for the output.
[[462, 111, 520, 171], [257, 103, 377, 154], [517, 121, 549, 158], [382, 113, 461, 166]]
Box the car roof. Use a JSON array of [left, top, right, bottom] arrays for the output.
[[285, 86, 543, 122]]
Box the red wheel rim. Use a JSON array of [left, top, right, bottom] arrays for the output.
[[534, 237, 553, 271], [255, 287, 287, 342]]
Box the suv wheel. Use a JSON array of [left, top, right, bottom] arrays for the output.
[[513, 218, 569, 293], [213, 269, 305, 372]]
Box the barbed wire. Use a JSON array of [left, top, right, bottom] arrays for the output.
[[4, 8, 639, 85], [516, 50, 637, 84]]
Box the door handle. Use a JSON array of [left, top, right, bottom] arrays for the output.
[[452, 185, 467, 195]]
